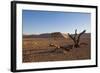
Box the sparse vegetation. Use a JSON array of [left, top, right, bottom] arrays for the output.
[[23, 32, 90, 63]]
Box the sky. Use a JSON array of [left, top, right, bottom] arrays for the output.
[[22, 10, 91, 34]]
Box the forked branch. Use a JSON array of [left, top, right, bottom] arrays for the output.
[[68, 29, 86, 48]]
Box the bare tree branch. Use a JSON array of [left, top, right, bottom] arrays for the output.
[[77, 30, 86, 44], [68, 29, 86, 48], [68, 33, 75, 43]]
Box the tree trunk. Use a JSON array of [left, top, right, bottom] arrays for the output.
[[74, 43, 79, 48]]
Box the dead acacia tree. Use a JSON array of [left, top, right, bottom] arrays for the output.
[[68, 29, 86, 48]]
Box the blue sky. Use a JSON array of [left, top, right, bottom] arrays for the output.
[[22, 10, 91, 34]]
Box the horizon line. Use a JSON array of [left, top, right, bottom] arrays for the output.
[[23, 32, 91, 35]]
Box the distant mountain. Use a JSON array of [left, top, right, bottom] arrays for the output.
[[23, 32, 69, 39], [71, 33, 90, 38], [23, 33, 51, 38], [23, 32, 90, 39], [50, 32, 69, 39]]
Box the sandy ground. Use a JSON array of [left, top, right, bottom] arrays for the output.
[[22, 37, 91, 62]]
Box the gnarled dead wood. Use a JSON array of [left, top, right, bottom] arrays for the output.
[[68, 29, 86, 48]]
